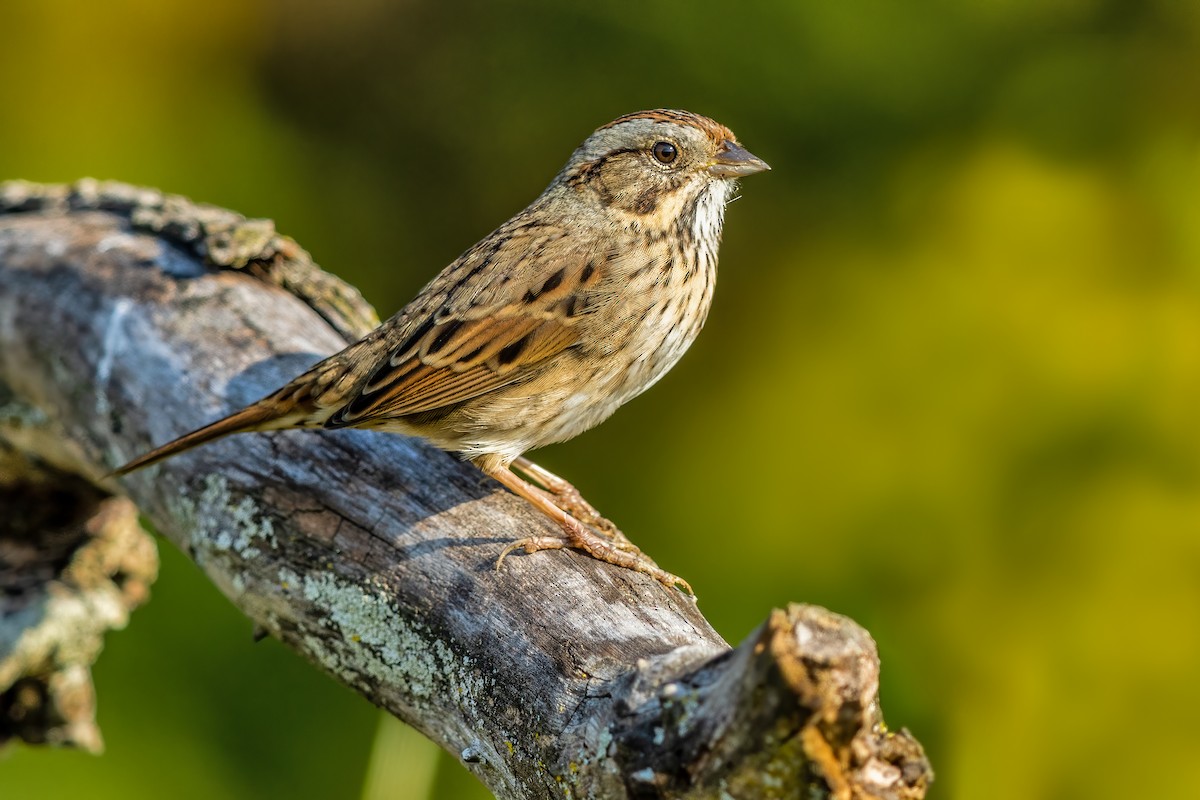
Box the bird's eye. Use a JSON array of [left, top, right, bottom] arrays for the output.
[[651, 141, 678, 165]]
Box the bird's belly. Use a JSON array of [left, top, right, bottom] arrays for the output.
[[424, 262, 715, 460], [533, 306, 706, 444]]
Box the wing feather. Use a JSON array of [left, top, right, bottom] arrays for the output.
[[327, 224, 602, 427]]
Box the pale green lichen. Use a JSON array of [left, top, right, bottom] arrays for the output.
[[0, 382, 55, 470], [170, 476, 481, 709], [659, 682, 701, 740], [593, 728, 613, 764], [163, 474, 278, 602], [200, 474, 276, 558], [277, 567, 488, 714], [0, 393, 48, 428], [167, 474, 277, 564], [630, 768, 656, 784], [164, 475, 520, 774]]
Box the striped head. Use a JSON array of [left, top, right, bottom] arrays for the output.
[[558, 109, 769, 234]]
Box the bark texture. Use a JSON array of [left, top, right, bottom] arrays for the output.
[[0, 180, 931, 799]]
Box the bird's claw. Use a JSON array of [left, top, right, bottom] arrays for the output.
[[494, 531, 693, 595]]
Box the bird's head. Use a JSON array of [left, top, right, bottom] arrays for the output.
[[559, 109, 769, 232]]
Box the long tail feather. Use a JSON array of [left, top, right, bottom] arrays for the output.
[[111, 401, 298, 477]]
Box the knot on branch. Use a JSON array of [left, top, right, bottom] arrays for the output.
[[602, 604, 930, 799]]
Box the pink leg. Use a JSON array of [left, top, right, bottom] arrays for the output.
[[512, 456, 627, 542], [476, 456, 692, 594]]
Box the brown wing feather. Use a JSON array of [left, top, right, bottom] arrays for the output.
[[325, 225, 601, 427], [333, 314, 577, 422]]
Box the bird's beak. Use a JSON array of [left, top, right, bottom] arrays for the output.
[[708, 140, 771, 179]]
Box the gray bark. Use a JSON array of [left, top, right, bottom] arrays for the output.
[[0, 180, 931, 799]]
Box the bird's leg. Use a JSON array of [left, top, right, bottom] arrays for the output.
[[511, 456, 629, 544], [477, 457, 692, 594]]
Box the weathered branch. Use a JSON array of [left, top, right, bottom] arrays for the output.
[[0, 441, 156, 752], [0, 180, 930, 798]]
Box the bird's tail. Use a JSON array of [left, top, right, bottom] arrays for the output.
[[110, 399, 303, 477]]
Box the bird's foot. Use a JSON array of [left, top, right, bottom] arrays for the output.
[[480, 455, 692, 594], [495, 519, 693, 595], [512, 456, 633, 548]]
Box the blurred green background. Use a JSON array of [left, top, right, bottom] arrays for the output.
[[3, 0, 1200, 797]]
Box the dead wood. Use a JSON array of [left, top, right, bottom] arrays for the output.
[[0, 180, 930, 799]]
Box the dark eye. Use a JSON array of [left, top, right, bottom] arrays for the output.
[[651, 141, 678, 165]]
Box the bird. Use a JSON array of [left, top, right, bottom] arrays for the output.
[[112, 109, 769, 591]]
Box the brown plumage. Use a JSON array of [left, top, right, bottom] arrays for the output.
[[114, 109, 769, 591]]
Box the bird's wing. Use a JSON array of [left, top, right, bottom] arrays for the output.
[[327, 223, 608, 425]]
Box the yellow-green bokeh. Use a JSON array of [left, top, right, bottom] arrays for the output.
[[2, 1, 1198, 798]]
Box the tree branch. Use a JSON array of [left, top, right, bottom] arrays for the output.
[[0, 180, 930, 798]]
